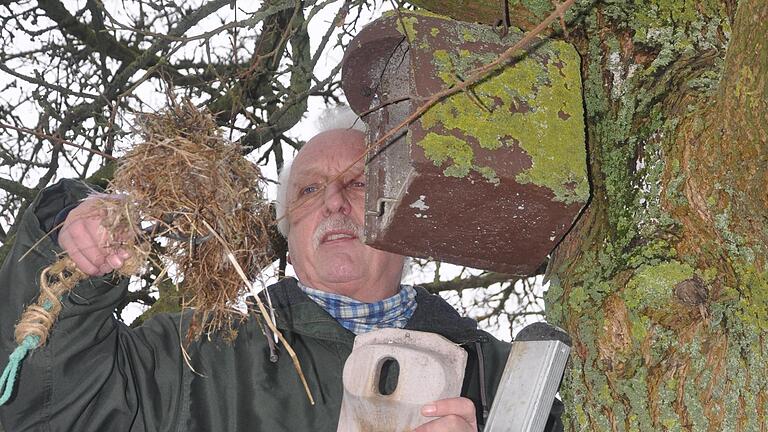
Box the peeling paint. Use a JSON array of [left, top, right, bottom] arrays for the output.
[[409, 195, 430, 211]]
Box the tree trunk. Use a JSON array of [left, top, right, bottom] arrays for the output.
[[407, 0, 767, 430]]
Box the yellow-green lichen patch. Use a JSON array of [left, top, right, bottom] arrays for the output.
[[567, 284, 590, 314], [475, 166, 499, 184], [622, 261, 695, 311], [628, 313, 650, 343], [431, 50, 456, 86], [388, 10, 587, 203], [431, 49, 499, 86], [419, 132, 499, 182], [733, 264, 768, 333], [420, 39, 588, 204], [626, 238, 677, 269], [394, 14, 419, 42], [460, 28, 477, 42], [387, 9, 447, 41]]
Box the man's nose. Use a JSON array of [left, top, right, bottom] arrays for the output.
[[323, 181, 351, 215]]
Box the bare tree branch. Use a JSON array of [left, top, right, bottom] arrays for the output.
[[0, 178, 36, 201], [419, 272, 515, 294]]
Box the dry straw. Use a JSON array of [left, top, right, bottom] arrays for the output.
[[108, 101, 273, 342]]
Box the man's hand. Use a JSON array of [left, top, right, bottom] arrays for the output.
[[415, 397, 478, 432], [58, 198, 130, 276]]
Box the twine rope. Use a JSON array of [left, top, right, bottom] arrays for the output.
[[1, 250, 142, 406], [16, 257, 86, 345]]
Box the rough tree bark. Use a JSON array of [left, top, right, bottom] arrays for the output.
[[407, 0, 766, 430]]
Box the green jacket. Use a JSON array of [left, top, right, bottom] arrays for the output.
[[0, 180, 563, 431]]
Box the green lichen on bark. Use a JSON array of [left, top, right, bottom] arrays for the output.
[[622, 261, 694, 310], [733, 265, 768, 332], [130, 277, 181, 327], [394, 11, 588, 203], [513, 0, 556, 19], [540, 0, 768, 429]]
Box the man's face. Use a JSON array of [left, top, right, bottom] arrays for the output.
[[285, 129, 405, 301]]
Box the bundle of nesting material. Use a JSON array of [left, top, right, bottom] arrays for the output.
[[17, 100, 274, 347], [109, 101, 273, 342]]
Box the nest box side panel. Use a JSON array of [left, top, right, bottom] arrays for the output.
[[407, 15, 588, 206], [341, 20, 418, 245]]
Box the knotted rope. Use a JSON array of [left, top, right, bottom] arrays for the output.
[[17, 257, 87, 346]]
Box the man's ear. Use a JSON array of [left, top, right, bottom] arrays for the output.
[[286, 253, 292, 265]]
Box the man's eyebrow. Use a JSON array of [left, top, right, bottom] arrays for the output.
[[291, 166, 364, 184], [290, 169, 323, 185]]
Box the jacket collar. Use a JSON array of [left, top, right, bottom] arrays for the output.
[[266, 277, 482, 345]]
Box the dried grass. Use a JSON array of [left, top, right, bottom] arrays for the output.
[[106, 100, 274, 342]]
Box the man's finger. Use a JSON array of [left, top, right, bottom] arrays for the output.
[[98, 262, 114, 276], [59, 227, 100, 274], [106, 253, 124, 270], [421, 397, 476, 420], [59, 202, 113, 276], [64, 246, 101, 276], [416, 397, 477, 432], [414, 415, 474, 432], [68, 223, 109, 269]]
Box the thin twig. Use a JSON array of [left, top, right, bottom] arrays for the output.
[[0, 122, 117, 160], [0, 62, 99, 99], [357, 96, 412, 118]]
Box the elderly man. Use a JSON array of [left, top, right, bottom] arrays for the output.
[[0, 119, 563, 431]]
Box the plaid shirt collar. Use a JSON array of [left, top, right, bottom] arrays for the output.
[[298, 282, 417, 335]]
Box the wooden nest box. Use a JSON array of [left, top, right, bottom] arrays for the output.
[[341, 11, 589, 275]]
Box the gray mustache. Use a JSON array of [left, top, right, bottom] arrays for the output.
[[313, 215, 362, 248]]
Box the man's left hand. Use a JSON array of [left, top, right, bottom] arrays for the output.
[[415, 397, 478, 432]]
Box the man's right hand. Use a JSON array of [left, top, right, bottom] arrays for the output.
[[58, 198, 130, 277]]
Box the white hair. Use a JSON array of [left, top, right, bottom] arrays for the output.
[[314, 105, 367, 135], [276, 105, 366, 237]]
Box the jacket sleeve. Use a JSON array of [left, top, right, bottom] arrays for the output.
[[0, 179, 186, 432]]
